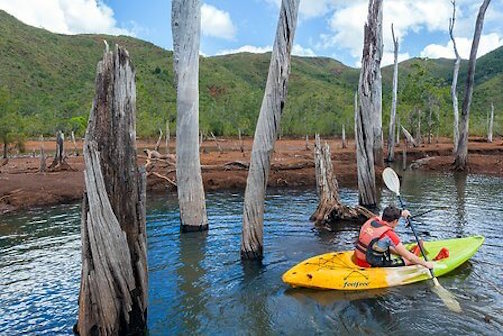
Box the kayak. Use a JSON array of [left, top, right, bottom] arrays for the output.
[[282, 235, 484, 290]]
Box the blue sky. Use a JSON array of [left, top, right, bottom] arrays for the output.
[[1, 0, 503, 67]]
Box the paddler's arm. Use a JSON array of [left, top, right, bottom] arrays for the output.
[[393, 243, 435, 269]]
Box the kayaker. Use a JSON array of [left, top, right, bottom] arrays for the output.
[[354, 206, 435, 269]]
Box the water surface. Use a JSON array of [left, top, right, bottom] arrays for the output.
[[1, 170, 502, 335]]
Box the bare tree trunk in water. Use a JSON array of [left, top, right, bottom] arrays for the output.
[[415, 109, 422, 145], [172, 0, 208, 230], [455, 0, 491, 171], [311, 138, 374, 225], [76, 43, 147, 336], [450, 0, 461, 153], [241, 0, 299, 260], [356, 0, 382, 207], [386, 23, 399, 162], [488, 103, 494, 143], [396, 117, 401, 147], [305, 134, 309, 150]]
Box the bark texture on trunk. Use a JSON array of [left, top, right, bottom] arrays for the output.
[[450, 0, 461, 153], [356, 0, 383, 207], [386, 23, 399, 162], [76, 44, 148, 336], [310, 136, 374, 225], [241, 0, 299, 260], [488, 103, 494, 143], [454, 0, 491, 171], [172, 0, 208, 231]]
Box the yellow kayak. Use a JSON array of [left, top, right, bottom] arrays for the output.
[[282, 235, 484, 290]]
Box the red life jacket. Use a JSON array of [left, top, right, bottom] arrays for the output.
[[354, 217, 392, 267]]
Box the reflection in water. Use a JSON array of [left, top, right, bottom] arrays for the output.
[[177, 231, 208, 334], [1, 174, 503, 335], [454, 173, 468, 235]]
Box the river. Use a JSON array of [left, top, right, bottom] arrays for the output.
[[0, 170, 502, 335]]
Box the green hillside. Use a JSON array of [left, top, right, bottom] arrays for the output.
[[0, 9, 500, 141]]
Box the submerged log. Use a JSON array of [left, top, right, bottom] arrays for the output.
[[310, 140, 374, 225], [76, 44, 147, 335]]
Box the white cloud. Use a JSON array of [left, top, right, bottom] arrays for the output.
[[216, 45, 272, 55], [420, 33, 503, 59], [216, 43, 316, 57], [201, 3, 236, 40], [0, 0, 131, 35], [381, 51, 410, 67]]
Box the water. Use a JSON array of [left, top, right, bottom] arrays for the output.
[[1, 171, 502, 335]]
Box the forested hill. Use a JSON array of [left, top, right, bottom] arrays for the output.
[[0, 10, 501, 138]]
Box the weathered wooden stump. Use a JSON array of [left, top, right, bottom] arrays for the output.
[[75, 43, 147, 335], [310, 135, 374, 225]]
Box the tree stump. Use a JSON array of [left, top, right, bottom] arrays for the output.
[[310, 139, 374, 225], [75, 43, 147, 336]]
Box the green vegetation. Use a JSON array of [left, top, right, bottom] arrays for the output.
[[0, 9, 501, 146]]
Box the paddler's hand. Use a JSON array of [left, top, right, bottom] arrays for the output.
[[423, 261, 435, 269], [401, 209, 411, 218]]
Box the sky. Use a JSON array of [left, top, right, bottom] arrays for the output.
[[1, 0, 503, 67]]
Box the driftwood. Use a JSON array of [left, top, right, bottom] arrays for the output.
[[0, 157, 7, 167], [386, 23, 399, 162], [310, 140, 374, 225], [450, 0, 461, 153], [148, 171, 177, 186], [455, 0, 491, 170], [356, 0, 382, 207], [402, 126, 418, 147], [172, 0, 208, 231], [241, 0, 299, 260], [76, 44, 147, 335]]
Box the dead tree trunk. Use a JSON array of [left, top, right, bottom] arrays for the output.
[[49, 131, 64, 168], [241, 0, 299, 260], [76, 44, 147, 336], [341, 124, 347, 149], [402, 147, 407, 171], [396, 117, 401, 147], [172, 0, 208, 230], [165, 120, 170, 155], [238, 128, 244, 153], [415, 109, 422, 145], [450, 0, 461, 153], [402, 126, 418, 147], [310, 140, 374, 225], [454, 0, 491, 171], [354, 90, 358, 149], [154, 128, 163, 152], [314, 134, 322, 199], [356, 0, 382, 207], [39, 135, 46, 173], [71, 131, 78, 155], [305, 134, 310, 150], [210, 132, 223, 154], [386, 23, 399, 162], [2, 142, 7, 159], [488, 103, 494, 143], [428, 104, 433, 144]]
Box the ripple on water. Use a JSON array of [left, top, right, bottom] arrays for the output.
[[1, 173, 502, 335]]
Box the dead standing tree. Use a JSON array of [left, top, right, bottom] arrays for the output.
[[488, 103, 494, 143], [172, 0, 208, 231], [76, 44, 147, 335], [310, 135, 373, 225], [449, 0, 461, 153], [241, 0, 299, 260], [454, 0, 491, 171], [386, 23, 399, 162], [356, 0, 383, 208]]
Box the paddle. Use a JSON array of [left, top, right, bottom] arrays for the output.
[[382, 167, 462, 313]]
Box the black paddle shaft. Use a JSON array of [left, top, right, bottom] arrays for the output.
[[397, 195, 436, 278]]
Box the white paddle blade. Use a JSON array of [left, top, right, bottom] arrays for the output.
[[431, 279, 462, 313], [382, 167, 401, 195]]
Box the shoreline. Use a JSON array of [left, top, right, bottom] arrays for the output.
[[1, 137, 502, 214]]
